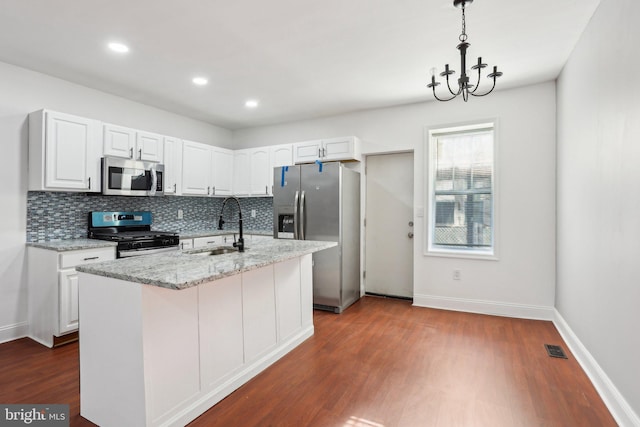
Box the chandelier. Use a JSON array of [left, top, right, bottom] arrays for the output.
[[427, 0, 502, 102]]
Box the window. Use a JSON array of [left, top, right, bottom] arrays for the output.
[[426, 122, 496, 257]]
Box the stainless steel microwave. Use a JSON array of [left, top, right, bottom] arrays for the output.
[[101, 157, 164, 196]]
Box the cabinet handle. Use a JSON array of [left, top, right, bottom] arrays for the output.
[[265, 185, 268, 195], [322, 147, 326, 157], [173, 183, 177, 192], [213, 186, 216, 195], [318, 147, 321, 158], [138, 148, 142, 160], [87, 177, 91, 189], [129, 147, 133, 158], [83, 256, 99, 261], [207, 186, 210, 195]]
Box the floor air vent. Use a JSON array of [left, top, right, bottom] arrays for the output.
[[544, 344, 568, 359]]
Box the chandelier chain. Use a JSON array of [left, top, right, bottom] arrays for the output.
[[459, 4, 467, 42]]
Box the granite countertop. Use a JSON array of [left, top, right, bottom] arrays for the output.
[[178, 229, 272, 239], [27, 239, 118, 252], [76, 239, 336, 290]]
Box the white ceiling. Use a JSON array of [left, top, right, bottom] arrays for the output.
[[0, 0, 600, 130]]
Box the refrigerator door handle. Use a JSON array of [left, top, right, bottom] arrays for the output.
[[293, 190, 300, 240], [300, 190, 306, 240]]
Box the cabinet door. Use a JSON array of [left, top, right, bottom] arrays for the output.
[[293, 140, 322, 164], [182, 140, 212, 196], [212, 147, 234, 196], [242, 265, 277, 362], [59, 268, 79, 334], [250, 148, 270, 196], [103, 124, 136, 159], [163, 137, 182, 195], [322, 136, 361, 162], [269, 144, 293, 195], [44, 111, 100, 191], [233, 150, 251, 196], [136, 131, 164, 162]]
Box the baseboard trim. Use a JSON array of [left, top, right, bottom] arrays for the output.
[[0, 321, 28, 345], [553, 310, 640, 427], [412, 293, 555, 320]]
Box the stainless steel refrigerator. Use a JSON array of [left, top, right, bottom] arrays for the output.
[[273, 162, 360, 313]]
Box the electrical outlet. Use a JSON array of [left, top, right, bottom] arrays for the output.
[[251, 209, 257, 218], [453, 269, 461, 280], [177, 209, 184, 219]]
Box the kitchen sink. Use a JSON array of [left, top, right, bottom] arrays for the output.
[[190, 246, 242, 256]]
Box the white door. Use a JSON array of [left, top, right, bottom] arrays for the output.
[[250, 148, 270, 196], [136, 131, 164, 162], [103, 123, 136, 159], [182, 140, 211, 196], [212, 147, 234, 196], [59, 268, 79, 334], [365, 152, 414, 298]]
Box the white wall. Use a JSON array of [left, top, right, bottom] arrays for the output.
[[235, 81, 557, 319], [556, 0, 640, 422], [0, 61, 231, 343]]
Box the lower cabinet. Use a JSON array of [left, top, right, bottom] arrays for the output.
[[28, 246, 116, 347], [59, 269, 80, 334]]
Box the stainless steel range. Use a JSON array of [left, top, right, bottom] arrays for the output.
[[88, 211, 179, 258]]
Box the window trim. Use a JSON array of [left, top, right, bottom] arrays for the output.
[[424, 120, 499, 260]]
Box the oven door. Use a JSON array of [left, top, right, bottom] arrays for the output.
[[102, 157, 164, 196]]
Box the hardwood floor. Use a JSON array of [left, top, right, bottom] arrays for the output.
[[0, 296, 616, 426]]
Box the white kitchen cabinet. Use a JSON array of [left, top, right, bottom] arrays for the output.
[[269, 144, 293, 195], [212, 147, 234, 196], [163, 137, 183, 195], [59, 269, 80, 334], [233, 149, 251, 196], [28, 246, 116, 347], [28, 109, 101, 192], [234, 147, 271, 196], [103, 124, 164, 162], [182, 140, 211, 196], [192, 235, 235, 248], [242, 265, 277, 362], [199, 275, 244, 390], [182, 140, 233, 197], [293, 136, 361, 164], [250, 147, 271, 196]]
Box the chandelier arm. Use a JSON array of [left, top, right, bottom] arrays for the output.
[[445, 75, 459, 96], [432, 86, 458, 102], [469, 68, 483, 94], [469, 77, 497, 97]]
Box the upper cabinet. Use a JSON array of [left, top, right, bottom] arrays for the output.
[[29, 109, 101, 192], [163, 137, 183, 195], [233, 147, 276, 197], [103, 124, 164, 163], [182, 140, 234, 197], [293, 136, 361, 164], [182, 140, 212, 196]]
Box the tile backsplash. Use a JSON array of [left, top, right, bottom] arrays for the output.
[[26, 192, 273, 242]]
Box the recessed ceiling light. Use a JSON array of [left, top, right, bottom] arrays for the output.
[[245, 99, 259, 108], [192, 77, 208, 86], [108, 42, 129, 53]]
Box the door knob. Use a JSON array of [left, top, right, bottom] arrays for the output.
[[408, 221, 414, 227], [408, 232, 414, 239]]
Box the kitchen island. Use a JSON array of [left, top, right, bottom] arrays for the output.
[[76, 239, 336, 427]]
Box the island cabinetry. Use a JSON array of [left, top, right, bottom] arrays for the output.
[[28, 109, 102, 192], [78, 253, 314, 427], [28, 246, 116, 347]]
